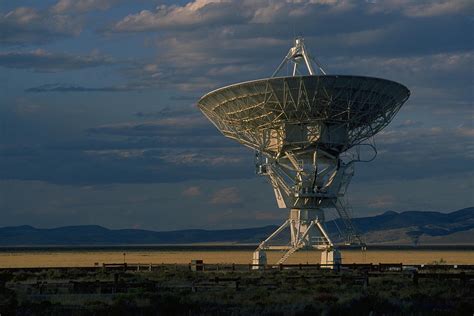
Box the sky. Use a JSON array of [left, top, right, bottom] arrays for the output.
[[0, 0, 473, 231]]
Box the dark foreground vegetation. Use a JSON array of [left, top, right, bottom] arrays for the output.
[[0, 264, 473, 315]]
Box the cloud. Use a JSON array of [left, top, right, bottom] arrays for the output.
[[456, 125, 474, 137], [0, 6, 81, 45], [51, 0, 120, 14], [135, 105, 197, 119], [0, 179, 278, 230], [108, 0, 472, 94], [377, 126, 471, 153], [109, 0, 473, 35], [154, 36, 283, 68], [0, 144, 252, 185], [0, 49, 117, 72], [351, 124, 474, 183], [117, 36, 283, 92], [182, 186, 201, 197], [348, 171, 474, 216], [0, 99, 253, 185], [254, 211, 282, 221], [159, 151, 244, 166], [25, 83, 136, 93], [120, 59, 224, 93], [328, 52, 474, 108], [110, 0, 249, 33], [395, 120, 423, 129], [404, 0, 474, 17], [367, 194, 395, 209], [87, 116, 215, 137], [367, 0, 474, 17], [330, 52, 474, 76], [210, 187, 241, 205], [109, 0, 377, 34]]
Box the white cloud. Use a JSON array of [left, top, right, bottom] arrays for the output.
[[110, 0, 473, 35], [112, 0, 245, 32], [110, 0, 357, 33]]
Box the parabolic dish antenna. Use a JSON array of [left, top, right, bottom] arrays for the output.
[[198, 37, 410, 268]]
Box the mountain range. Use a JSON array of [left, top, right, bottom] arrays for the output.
[[0, 207, 472, 246]]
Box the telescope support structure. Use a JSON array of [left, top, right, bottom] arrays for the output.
[[252, 149, 362, 268]]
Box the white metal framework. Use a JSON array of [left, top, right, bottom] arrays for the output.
[[272, 37, 327, 77], [198, 38, 410, 267]]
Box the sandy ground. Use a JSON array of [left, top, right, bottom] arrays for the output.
[[0, 249, 472, 268]]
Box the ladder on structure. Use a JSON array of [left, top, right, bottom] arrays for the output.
[[335, 200, 365, 245], [276, 246, 300, 265]]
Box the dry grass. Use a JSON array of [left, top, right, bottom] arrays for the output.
[[0, 249, 473, 268]]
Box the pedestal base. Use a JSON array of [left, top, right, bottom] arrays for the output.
[[252, 250, 267, 270], [321, 249, 341, 269]]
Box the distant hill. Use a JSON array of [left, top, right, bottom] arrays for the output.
[[0, 207, 472, 246], [328, 207, 474, 245], [0, 225, 278, 246]]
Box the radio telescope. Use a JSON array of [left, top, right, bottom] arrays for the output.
[[198, 37, 410, 268]]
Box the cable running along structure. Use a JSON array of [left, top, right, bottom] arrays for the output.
[[197, 37, 410, 268]]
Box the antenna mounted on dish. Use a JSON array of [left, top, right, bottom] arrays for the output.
[[272, 37, 327, 77]]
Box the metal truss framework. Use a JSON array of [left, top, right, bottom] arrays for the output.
[[198, 39, 410, 267]]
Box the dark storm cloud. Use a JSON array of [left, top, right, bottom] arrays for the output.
[[0, 49, 118, 72]]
